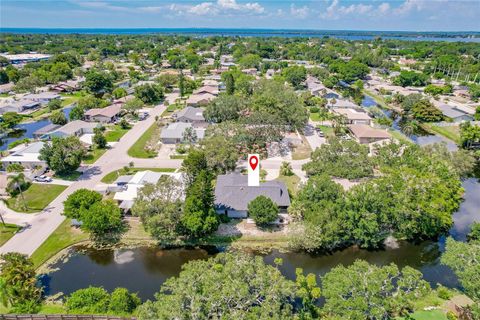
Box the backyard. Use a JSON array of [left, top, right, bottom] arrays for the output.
[[6, 183, 67, 213]]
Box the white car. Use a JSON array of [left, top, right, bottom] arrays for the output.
[[34, 175, 53, 183]]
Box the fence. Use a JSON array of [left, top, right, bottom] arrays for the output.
[[0, 315, 135, 320]]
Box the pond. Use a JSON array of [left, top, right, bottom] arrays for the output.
[[0, 107, 72, 151], [43, 178, 480, 301]]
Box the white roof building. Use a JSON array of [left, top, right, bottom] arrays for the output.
[[0, 141, 46, 169], [113, 171, 183, 209]]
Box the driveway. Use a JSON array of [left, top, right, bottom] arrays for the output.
[[0, 93, 184, 256], [304, 122, 326, 151]]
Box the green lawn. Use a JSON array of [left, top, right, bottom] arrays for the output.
[[27, 107, 50, 119], [61, 96, 80, 107], [83, 148, 107, 164], [161, 103, 183, 117], [6, 184, 67, 213], [105, 124, 130, 142], [0, 223, 21, 246], [397, 310, 447, 320], [291, 135, 312, 160], [422, 123, 461, 144], [31, 219, 89, 268], [54, 171, 82, 181], [276, 174, 301, 196], [101, 167, 176, 183], [127, 123, 159, 158], [316, 125, 335, 138]]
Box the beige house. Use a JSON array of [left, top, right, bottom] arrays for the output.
[[84, 104, 122, 123], [332, 108, 372, 125], [348, 124, 391, 144]]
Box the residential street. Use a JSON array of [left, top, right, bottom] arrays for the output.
[[0, 98, 179, 256], [0, 92, 309, 256]]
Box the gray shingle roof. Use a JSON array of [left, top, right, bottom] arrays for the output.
[[214, 173, 290, 211], [175, 107, 205, 122]]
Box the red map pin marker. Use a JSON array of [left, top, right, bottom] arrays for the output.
[[249, 155, 258, 171]]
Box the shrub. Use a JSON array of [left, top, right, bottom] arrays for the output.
[[248, 195, 279, 227]]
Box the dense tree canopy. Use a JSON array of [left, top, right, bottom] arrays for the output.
[[39, 136, 86, 174], [137, 253, 296, 319], [322, 260, 430, 319], [303, 137, 373, 179]]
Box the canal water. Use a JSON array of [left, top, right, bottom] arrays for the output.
[[0, 107, 72, 151], [43, 178, 480, 300]]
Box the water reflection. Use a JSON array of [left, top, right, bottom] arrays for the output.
[[45, 179, 479, 300], [0, 107, 72, 151]]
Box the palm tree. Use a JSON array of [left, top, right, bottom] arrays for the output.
[[7, 173, 28, 211]]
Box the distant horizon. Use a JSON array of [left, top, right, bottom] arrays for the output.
[[1, 27, 479, 34], [2, 1, 479, 32]]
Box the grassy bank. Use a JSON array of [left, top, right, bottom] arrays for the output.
[[127, 123, 159, 158], [101, 167, 176, 183], [6, 184, 67, 213], [31, 219, 89, 268], [422, 123, 460, 144], [0, 223, 21, 246]]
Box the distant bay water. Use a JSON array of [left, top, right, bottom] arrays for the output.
[[1, 28, 479, 42]]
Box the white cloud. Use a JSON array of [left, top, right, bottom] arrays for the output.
[[321, 0, 393, 19], [290, 4, 309, 19], [395, 0, 424, 15], [378, 2, 390, 14], [163, 0, 264, 16], [188, 2, 218, 15]]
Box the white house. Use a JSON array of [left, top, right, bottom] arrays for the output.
[[113, 170, 183, 210], [0, 141, 46, 170]]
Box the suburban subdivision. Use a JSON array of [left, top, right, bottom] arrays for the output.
[[0, 3, 480, 319]]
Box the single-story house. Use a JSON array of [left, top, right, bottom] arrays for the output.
[[23, 92, 61, 104], [0, 83, 14, 94], [33, 123, 61, 138], [174, 107, 206, 126], [332, 108, 372, 125], [50, 79, 82, 92], [437, 105, 473, 123], [214, 173, 291, 219], [186, 92, 216, 107], [329, 98, 358, 109], [160, 122, 205, 144], [113, 170, 183, 210], [193, 85, 219, 96], [0, 141, 46, 170], [84, 104, 122, 123], [0, 99, 41, 114], [47, 120, 99, 139], [348, 124, 391, 144]]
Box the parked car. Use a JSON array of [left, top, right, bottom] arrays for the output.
[[34, 175, 52, 183], [138, 112, 149, 121], [317, 130, 325, 137]]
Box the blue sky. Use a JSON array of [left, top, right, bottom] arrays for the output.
[[1, 0, 479, 31]]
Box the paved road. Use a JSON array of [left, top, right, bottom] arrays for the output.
[[0, 98, 181, 256], [0, 93, 308, 255]]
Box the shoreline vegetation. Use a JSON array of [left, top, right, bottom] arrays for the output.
[[33, 218, 293, 271]]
